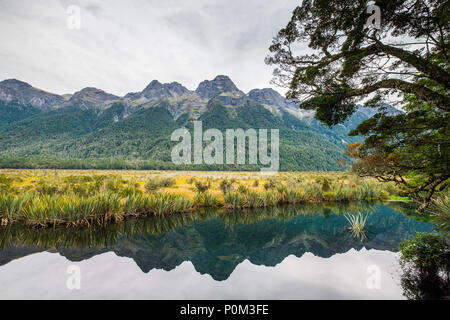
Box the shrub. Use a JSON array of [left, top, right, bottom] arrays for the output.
[[284, 188, 303, 204], [238, 184, 249, 194], [260, 191, 278, 207], [247, 191, 264, 208], [323, 191, 337, 201], [399, 233, 450, 300], [305, 184, 323, 201], [220, 179, 234, 194], [35, 183, 60, 195], [430, 195, 450, 236], [120, 185, 142, 197], [194, 181, 209, 193], [399, 233, 450, 271], [224, 192, 246, 209], [335, 187, 351, 202], [322, 179, 331, 192], [263, 180, 276, 190], [276, 184, 287, 194]]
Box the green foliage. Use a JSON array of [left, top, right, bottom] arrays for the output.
[[429, 195, 450, 236], [224, 192, 246, 209], [0, 101, 41, 131], [0, 98, 367, 172], [194, 192, 220, 207], [321, 178, 331, 192], [264, 180, 276, 190], [400, 233, 449, 271], [237, 184, 249, 194], [349, 105, 449, 209], [399, 233, 450, 300]]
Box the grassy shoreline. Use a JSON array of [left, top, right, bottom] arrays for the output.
[[0, 169, 402, 228]]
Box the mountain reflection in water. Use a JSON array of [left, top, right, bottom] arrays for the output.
[[0, 202, 434, 299]]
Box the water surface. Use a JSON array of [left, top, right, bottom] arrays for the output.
[[0, 202, 434, 299]]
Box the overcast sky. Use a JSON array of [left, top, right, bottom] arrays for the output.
[[0, 0, 300, 96]]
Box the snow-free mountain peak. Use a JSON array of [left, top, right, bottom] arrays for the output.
[[0, 79, 64, 111], [195, 75, 243, 99]]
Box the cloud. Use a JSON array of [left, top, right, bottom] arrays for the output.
[[0, 0, 299, 96]]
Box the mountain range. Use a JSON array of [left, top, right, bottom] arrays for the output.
[[0, 75, 400, 170]]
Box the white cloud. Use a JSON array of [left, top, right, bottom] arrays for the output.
[[0, 0, 299, 96]]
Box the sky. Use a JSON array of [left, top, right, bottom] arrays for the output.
[[0, 0, 300, 96]]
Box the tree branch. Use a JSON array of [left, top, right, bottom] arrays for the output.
[[341, 79, 449, 111]]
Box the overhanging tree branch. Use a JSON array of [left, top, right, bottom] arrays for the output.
[[347, 79, 449, 111]]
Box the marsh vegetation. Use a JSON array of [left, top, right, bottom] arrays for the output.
[[0, 169, 424, 228]]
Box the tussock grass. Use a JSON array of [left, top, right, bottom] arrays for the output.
[[344, 212, 370, 240], [145, 177, 176, 191], [0, 192, 192, 227], [429, 195, 450, 236], [194, 192, 220, 207], [0, 169, 400, 227]]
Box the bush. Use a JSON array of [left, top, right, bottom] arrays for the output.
[[194, 181, 209, 193], [399, 233, 450, 299], [238, 184, 249, 194], [224, 192, 246, 209], [145, 177, 176, 192], [321, 179, 331, 192], [399, 233, 449, 271], [263, 180, 276, 190], [276, 185, 287, 194], [220, 179, 234, 194], [323, 191, 337, 201]]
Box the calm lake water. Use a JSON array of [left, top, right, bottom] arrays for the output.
[[0, 202, 434, 299]]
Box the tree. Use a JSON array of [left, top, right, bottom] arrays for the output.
[[266, 0, 449, 209], [399, 233, 450, 299], [346, 91, 449, 209]]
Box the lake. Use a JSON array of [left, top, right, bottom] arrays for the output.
[[0, 202, 434, 299]]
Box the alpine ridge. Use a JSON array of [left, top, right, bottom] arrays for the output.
[[0, 75, 400, 171]]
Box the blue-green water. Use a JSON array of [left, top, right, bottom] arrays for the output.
[[0, 202, 435, 299]]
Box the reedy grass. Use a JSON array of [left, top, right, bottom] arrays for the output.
[[0, 192, 193, 227], [224, 192, 247, 209], [194, 192, 220, 207], [344, 212, 370, 240], [0, 183, 388, 227], [145, 177, 176, 192]]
